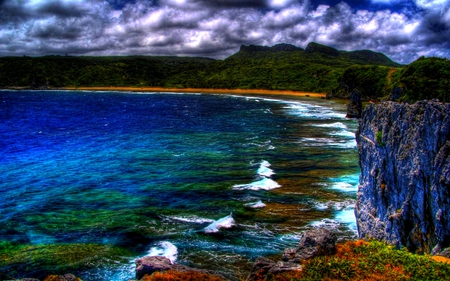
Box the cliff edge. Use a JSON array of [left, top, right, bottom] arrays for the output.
[[355, 100, 450, 254]]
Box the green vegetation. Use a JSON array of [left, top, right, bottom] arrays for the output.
[[376, 131, 384, 147], [266, 240, 450, 281], [0, 42, 400, 94], [332, 65, 400, 99], [0, 241, 134, 280], [334, 57, 450, 102], [1, 43, 448, 102], [393, 57, 450, 103]]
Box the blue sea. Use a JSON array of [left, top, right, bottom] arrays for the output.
[[0, 90, 359, 280]]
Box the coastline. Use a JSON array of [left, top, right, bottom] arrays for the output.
[[63, 86, 327, 98]]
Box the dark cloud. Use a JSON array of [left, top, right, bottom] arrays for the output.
[[37, 1, 91, 18], [0, 0, 449, 63]]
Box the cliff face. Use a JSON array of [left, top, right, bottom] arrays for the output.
[[355, 101, 450, 254]]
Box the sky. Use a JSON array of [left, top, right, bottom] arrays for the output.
[[0, 0, 449, 64]]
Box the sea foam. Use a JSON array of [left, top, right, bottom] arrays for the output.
[[245, 200, 266, 208], [233, 177, 281, 190], [233, 160, 280, 190], [203, 213, 236, 233], [314, 122, 348, 129], [147, 241, 178, 263], [256, 160, 275, 177]]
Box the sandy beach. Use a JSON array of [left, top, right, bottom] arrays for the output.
[[63, 86, 327, 98]]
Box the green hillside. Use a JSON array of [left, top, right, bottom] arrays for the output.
[[0, 42, 401, 94], [333, 57, 450, 102]]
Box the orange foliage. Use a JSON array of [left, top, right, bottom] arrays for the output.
[[431, 256, 450, 264], [44, 276, 82, 281], [140, 270, 227, 281]]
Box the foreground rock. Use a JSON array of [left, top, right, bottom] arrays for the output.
[[135, 256, 223, 280], [246, 228, 336, 281], [356, 100, 450, 254]]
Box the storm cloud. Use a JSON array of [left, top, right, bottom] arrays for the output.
[[0, 0, 448, 63]]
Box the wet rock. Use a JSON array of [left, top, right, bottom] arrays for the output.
[[246, 257, 276, 281], [355, 100, 450, 254], [291, 228, 337, 263], [135, 256, 174, 280], [247, 228, 335, 280], [346, 89, 362, 118], [43, 274, 81, 281], [135, 255, 223, 280]]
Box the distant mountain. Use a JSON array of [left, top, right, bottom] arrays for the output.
[[3, 41, 438, 100], [231, 42, 400, 67]]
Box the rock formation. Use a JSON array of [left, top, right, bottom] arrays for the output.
[[346, 89, 362, 118], [355, 100, 450, 254], [134, 255, 223, 280], [246, 228, 336, 281]]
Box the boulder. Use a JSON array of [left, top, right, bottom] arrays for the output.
[[43, 274, 80, 281], [346, 89, 362, 118], [135, 256, 174, 279], [246, 257, 276, 281], [135, 255, 223, 280], [247, 228, 336, 280], [287, 228, 337, 263]]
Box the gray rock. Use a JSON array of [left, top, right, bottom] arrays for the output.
[[247, 228, 336, 280], [246, 257, 276, 281], [438, 247, 450, 258], [135, 255, 224, 280], [346, 89, 362, 118], [135, 256, 173, 279], [355, 100, 450, 254], [291, 228, 337, 262]]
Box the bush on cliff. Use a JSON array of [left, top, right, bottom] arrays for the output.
[[266, 240, 450, 281], [394, 57, 450, 103]]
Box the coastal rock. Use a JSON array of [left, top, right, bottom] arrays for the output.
[[247, 228, 335, 280], [135, 255, 223, 280], [346, 89, 362, 118], [246, 257, 276, 281], [43, 274, 81, 281], [290, 228, 337, 262], [355, 100, 450, 254], [135, 256, 174, 279]]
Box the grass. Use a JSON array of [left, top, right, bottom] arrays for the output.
[[265, 240, 450, 281]]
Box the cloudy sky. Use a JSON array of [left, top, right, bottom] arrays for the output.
[[0, 0, 449, 64]]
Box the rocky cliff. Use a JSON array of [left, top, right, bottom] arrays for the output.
[[355, 100, 450, 254]]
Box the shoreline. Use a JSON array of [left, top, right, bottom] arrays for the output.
[[62, 86, 327, 98]]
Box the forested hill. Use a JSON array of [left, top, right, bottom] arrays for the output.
[[1, 42, 448, 102], [0, 42, 398, 92]]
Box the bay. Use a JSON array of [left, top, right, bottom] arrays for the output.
[[0, 90, 359, 280]]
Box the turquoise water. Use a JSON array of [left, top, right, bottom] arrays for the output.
[[0, 90, 359, 280]]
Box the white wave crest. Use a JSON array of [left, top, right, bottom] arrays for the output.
[[147, 241, 178, 263], [330, 182, 358, 192], [233, 177, 281, 190], [314, 122, 348, 129], [203, 213, 236, 233], [257, 160, 274, 177], [169, 216, 214, 224], [245, 200, 266, 208]]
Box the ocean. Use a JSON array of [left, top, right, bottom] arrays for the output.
[[0, 90, 359, 280]]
